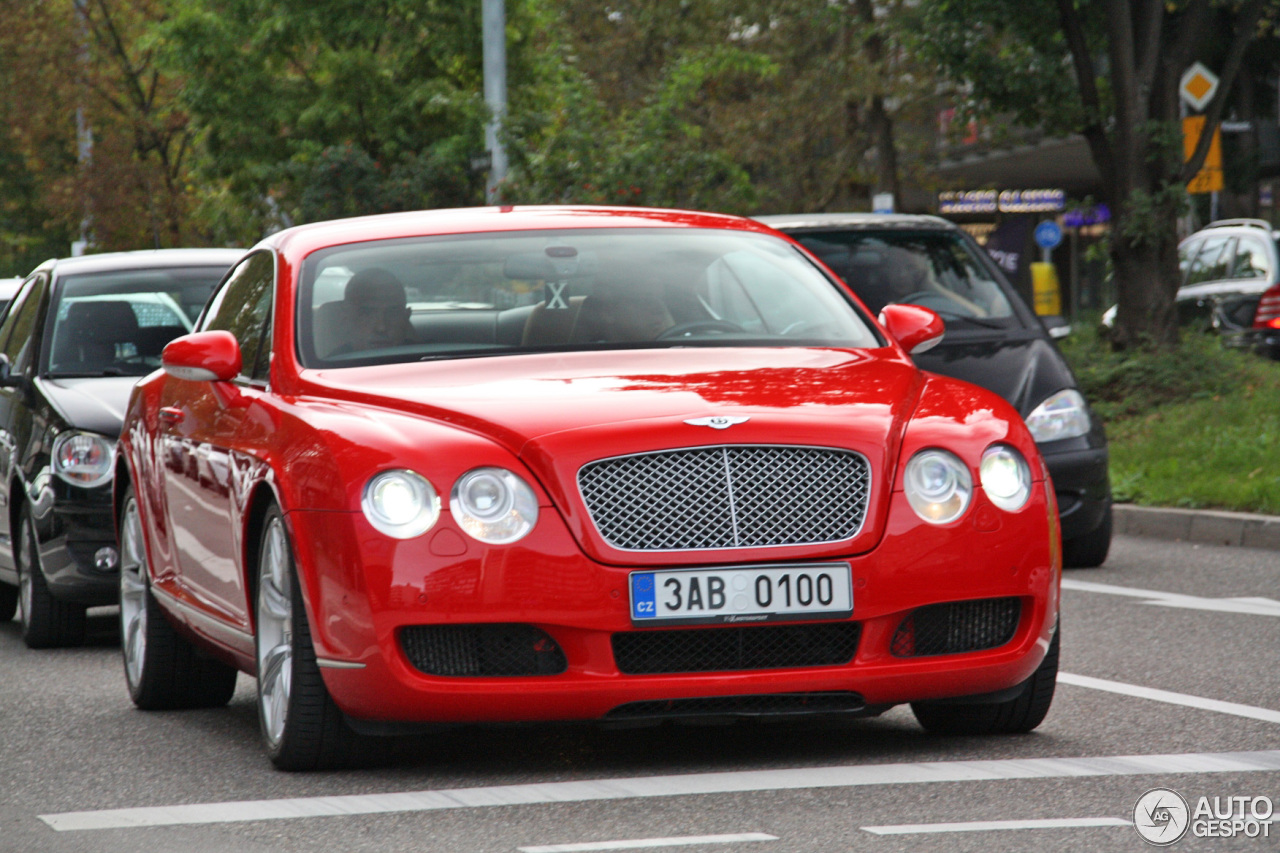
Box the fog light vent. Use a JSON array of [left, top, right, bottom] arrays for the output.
[[399, 624, 567, 676], [891, 597, 1021, 657]]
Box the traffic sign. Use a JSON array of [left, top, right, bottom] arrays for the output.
[[1182, 115, 1223, 193], [1034, 220, 1062, 250], [1180, 62, 1219, 111]]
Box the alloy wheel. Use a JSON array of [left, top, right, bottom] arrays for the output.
[[256, 517, 294, 749], [119, 497, 148, 689]]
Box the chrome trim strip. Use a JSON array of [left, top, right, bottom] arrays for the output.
[[151, 584, 254, 646], [316, 658, 367, 670]]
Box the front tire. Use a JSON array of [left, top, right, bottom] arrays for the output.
[[255, 506, 358, 771], [119, 486, 238, 709], [16, 502, 86, 648], [0, 581, 16, 622], [1062, 505, 1112, 568], [911, 627, 1059, 735]]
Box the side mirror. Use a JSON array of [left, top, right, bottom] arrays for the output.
[[878, 304, 945, 355], [162, 331, 242, 382], [1041, 315, 1073, 339], [0, 354, 25, 389]]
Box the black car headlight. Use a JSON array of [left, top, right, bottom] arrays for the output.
[[51, 432, 115, 488], [1025, 389, 1091, 442]]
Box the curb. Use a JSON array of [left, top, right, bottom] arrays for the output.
[[1114, 504, 1280, 552]]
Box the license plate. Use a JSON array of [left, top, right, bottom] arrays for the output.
[[629, 563, 853, 626]]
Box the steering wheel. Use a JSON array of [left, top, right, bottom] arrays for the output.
[[657, 320, 746, 339], [892, 291, 941, 306]]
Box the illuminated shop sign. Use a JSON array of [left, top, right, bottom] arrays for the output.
[[939, 188, 1066, 214]]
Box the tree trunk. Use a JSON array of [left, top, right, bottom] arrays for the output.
[[1109, 203, 1182, 349]]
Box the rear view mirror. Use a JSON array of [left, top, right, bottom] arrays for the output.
[[162, 331, 242, 382], [879, 304, 945, 355]]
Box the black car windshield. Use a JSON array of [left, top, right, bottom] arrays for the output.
[[45, 267, 225, 377], [297, 228, 881, 367], [794, 230, 1018, 326]]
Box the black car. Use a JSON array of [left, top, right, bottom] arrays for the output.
[[758, 213, 1112, 568], [0, 249, 241, 646]]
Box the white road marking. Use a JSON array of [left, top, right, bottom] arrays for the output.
[[1058, 672, 1280, 724], [517, 833, 778, 852], [40, 750, 1280, 832], [1061, 578, 1280, 617], [862, 817, 1131, 835]]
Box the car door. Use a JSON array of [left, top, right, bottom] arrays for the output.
[[0, 273, 49, 577], [158, 252, 274, 630]]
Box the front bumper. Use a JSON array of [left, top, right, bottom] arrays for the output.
[[1040, 442, 1111, 542], [287, 486, 1060, 726], [35, 483, 118, 607]]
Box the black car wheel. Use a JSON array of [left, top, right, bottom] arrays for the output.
[[118, 486, 238, 709], [1062, 505, 1113, 569], [16, 501, 86, 648], [255, 505, 358, 771], [910, 626, 1059, 735]]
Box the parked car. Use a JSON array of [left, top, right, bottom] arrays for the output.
[[757, 213, 1112, 568], [1101, 218, 1280, 359], [116, 206, 1061, 770], [0, 249, 241, 647]]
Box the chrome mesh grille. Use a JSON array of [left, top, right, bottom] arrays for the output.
[[578, 446, 871, 551]]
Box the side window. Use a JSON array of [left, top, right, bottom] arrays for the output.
[[1184, 236, 1232, 286], [1177, 238, 1202, 284], [0, 275, 48, 374], [201, 252, 274, 382], [1230, 237, 1269, 280]]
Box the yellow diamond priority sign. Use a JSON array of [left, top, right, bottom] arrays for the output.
[[1180, 62, 1219, 112]]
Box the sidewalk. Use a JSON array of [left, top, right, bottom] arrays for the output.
[[1114, 504, 1280, 552]]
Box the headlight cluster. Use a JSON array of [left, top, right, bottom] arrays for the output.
[[903, 444, 1032, 524], [51, 432, 115, 488], [1025, 389, 1091, 443], [362, 466, 538, 543]]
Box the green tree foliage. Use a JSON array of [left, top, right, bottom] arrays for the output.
[[508, 0, 943, 215], [154, 0, 539, 240], [921, 0, 1277, 349]]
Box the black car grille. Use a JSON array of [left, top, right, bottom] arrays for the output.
[[606, 692, 867, 719], [399, 624, 567, 676], [578, 445, 871, 551], [890, 598, 1022, 657], [612, 622, 861, 674]]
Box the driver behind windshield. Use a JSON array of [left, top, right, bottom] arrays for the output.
[[571, 285, 675, 343], [339, 268, 417, 354]]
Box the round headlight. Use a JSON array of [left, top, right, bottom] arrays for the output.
[[980, 445, 1031, 512], [52, 432, 115, 488], [903, 449, 972, 524], [362, 470, 440, 539], [451, 467, 538, 544]]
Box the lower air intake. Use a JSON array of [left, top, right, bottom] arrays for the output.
[[612, 622, 861, 674], [400, 624, 567, 676], [891, 597, 1021, 657]]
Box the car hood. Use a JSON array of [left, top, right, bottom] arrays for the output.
[[305, 348, 925, 557], [35, 376, 137, 437], [913, 332, 1074, 418]]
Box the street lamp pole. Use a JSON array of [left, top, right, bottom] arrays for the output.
[[482, 0, 508, 203]]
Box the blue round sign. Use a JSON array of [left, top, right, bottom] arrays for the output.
[[1034, 220, 1063, 250]]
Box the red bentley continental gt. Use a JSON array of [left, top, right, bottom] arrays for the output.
[[115, 206, 1061, 770]]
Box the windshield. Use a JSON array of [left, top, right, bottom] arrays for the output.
[[45, 266, 224, 377], [297, 228, 880, 367], [793, 230, 1017, 326]]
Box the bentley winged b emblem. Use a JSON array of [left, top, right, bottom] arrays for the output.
[[684, 415, 750, 430]]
